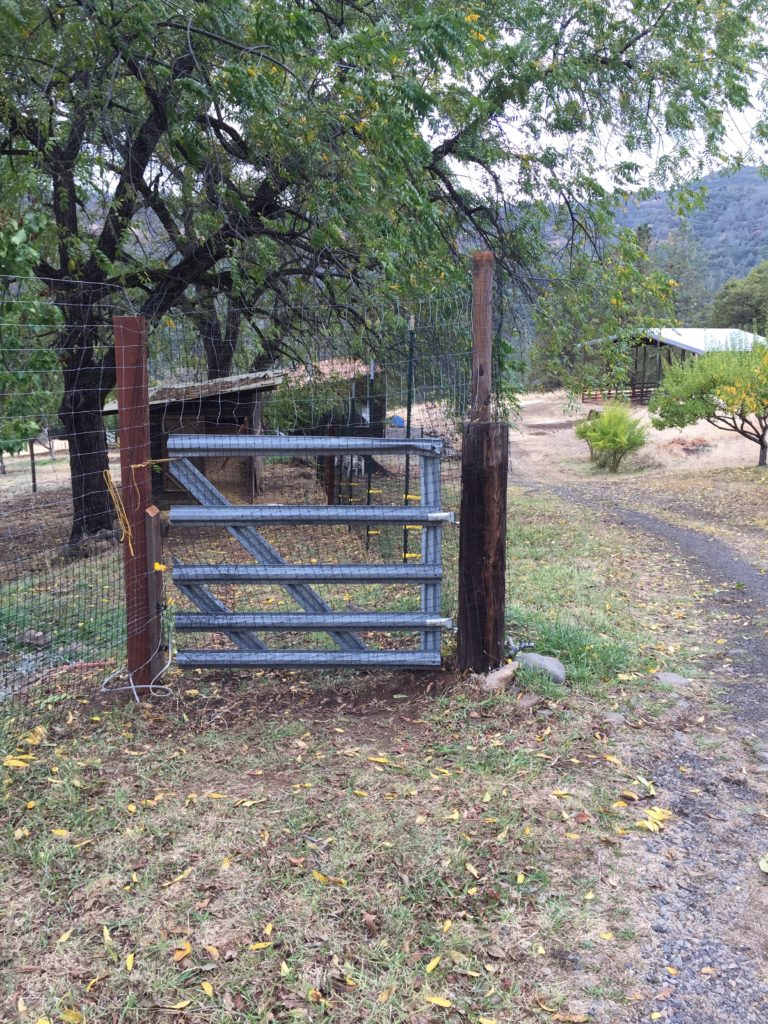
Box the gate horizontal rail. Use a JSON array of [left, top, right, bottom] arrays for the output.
[[173, 564, 442, 584], [176, 650, 443, 669], [170, 505, 452, 526], [176, 612, 452, 631], [167, 434, 443, 457]]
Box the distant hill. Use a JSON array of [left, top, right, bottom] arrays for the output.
[[615, 166, 768, 290]]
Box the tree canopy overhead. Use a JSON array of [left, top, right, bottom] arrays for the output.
[[1, 0, 767, 539]]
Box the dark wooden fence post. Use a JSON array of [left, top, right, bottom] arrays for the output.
[[114, 316, 155, 689], [457, 252, 509, 672]]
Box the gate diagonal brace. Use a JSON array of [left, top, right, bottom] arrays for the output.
[[167, 457, 368, 652], [172, 558, 268, 653]]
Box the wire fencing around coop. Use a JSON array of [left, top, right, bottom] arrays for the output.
[[0, 278, 136, 741]]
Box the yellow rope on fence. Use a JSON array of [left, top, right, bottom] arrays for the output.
[[104, 469, 134, 556]]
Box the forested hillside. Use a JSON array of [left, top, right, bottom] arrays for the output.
[[616, 166, 768, 289]]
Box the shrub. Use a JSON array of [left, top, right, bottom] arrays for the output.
[[575, 402, 648, 472]]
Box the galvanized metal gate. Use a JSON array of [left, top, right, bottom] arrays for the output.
[[166, 435, 453, 668]]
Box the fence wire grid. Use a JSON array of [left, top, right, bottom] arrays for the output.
[[0, 273, 528, 745]]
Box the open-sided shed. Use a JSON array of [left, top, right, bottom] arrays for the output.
[[584, 328, 764, 404]]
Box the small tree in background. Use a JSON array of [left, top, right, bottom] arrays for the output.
[[575, 403, 648, 472], [649, 345, 768, 466]]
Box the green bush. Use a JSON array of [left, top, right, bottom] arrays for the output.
[[575, 402, 648, 472]]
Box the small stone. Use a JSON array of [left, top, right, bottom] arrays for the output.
[[654, 671, 693, 690], [517, 652, 567, 686], [603, 711, 626, 725], [754, 750, 768, 763], [480, 661, 518, 693], [21, 629, 50, 649]]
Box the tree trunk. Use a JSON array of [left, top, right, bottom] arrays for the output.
[[760, 440, 767, 467], [58, 335, 116, 544]]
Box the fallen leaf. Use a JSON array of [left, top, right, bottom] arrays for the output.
[[51, 828, 70, 837], [126, 953, 135, 972], [700, 966, 716, 976], [280, 960, 290, 976], [516, 872, 525, 884], [248, 941, 273, 951], [201, 981, 214, 997], [58, 929, 73, 944], [425, 955, 441, 974], [667, 966, 678, 976], [442, 919, 452, 933], [465, 862, 480, 879], [424, 994, 452, 1007], [172, 940, 192, 963], [377, 987, 395, 1003], [59, 1011, 85, 1024], [158, 1000, 192, 1010], [553, 1014, 590, 1023], [478, 1017, 499, 1024], [758, 856, 768, 874], [205, 944, 219, 960], [362, 912, 378, 936], [162, 866, 193, 888], [599, 932, 614, 941]]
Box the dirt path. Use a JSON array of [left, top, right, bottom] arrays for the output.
[[511, 399, 768, 1024]]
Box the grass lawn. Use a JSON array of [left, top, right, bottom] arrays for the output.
[[0, 490, 695, 1024]]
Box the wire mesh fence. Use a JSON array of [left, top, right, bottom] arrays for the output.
[[1, 271, 526, 746]]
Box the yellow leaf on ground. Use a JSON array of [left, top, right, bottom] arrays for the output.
[[667, 966, 678, 976], [263, 922, 273, 937], [18, 996, 27, 1014], [3, 756, 33, 768], [51, 828, 70, 837], [102, 925, 112, 944], [516, 872, 526, 884], [465, 862, 480, 878], [700, 966, 716, 975], [127, 803, 137, 814], [599, 932, 614, 941], [478, 1017, 499, 1024], [58, 929, 73, 944], [312, 869, 329, 884], [377, 987, 395, 1003], [552, 1014, 590, 1023], [424, 995, 452, 1008], [551, 790, 571, 798], [126, 952, 135, 972], [442, 919, 452, 932], [159, 1000, 192, 1010], [59, 1011, 85, 1024], [353, 790, 368, 797], [280, 960, 290, 976], [172, 940, 192, 963], [201, 981, 214, 997], [162, 866, 193, 887], [220, 856, 232, 870], [368, 756, 390, 764], [425, 956, 441, 974], [248, 941, 273, 951]]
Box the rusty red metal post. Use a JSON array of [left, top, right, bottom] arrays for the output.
[[114, 316, 154, 689]]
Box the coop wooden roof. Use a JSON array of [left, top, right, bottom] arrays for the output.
[[104, 369, 286, 413]]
